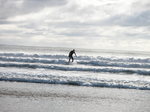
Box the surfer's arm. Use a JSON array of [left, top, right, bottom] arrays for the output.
[[74, 52, 77, 57]]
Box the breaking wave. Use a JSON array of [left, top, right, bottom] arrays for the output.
[[0, 72, 150, 90], [0, 53, 150, 63], [0, 62, 150, 75], [0, 57, 150, 69]]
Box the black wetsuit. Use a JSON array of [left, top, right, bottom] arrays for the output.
[[68, 50, 75, 62], [69, 50, 75, 58]]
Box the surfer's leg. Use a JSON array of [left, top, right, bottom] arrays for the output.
[[72, 57, 74, 62], [68, 57, 71, 62]]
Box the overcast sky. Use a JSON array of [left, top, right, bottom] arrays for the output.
[[0, 0, 150, 51]]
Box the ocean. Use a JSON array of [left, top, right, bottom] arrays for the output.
[[0, 44, 150, 90]]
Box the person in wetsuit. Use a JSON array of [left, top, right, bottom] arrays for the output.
[[68, 49, 77, 62]]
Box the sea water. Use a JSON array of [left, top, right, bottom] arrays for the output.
[[0, 45, 150, 90]]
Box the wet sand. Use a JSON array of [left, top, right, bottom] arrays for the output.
[[0, 81, 150, 112]]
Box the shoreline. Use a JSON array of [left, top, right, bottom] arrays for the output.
[[0, 81, 150, 112]]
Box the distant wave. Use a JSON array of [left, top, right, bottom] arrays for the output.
[[78, 60, 150, 68], [0, 72, 149, 90], [0, 53, 150, 63], [0, 57, 67, 65], [0, 62, 150, 75], [0, 53, 67, 59]]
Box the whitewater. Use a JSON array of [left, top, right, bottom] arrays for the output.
[[0, 45, 150, 90]]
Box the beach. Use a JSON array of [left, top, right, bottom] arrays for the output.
[[0, 81, 150, 112]]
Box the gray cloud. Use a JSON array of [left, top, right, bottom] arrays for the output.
[[99, 10, 150, 27], [57, 30, 101, 37], [0, 0, 67, 20], [22, 0, 67, 13], [124, 10, 150, 26], [124, 31, 150, 39], [47, 21, 92, 28]]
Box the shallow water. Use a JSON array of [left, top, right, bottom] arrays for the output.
[[0, 81, 150, 112]]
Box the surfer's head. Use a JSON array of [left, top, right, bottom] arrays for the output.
[[73, 49, 75, 52]]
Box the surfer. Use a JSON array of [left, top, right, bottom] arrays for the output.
[[68, 49, 77, 63]]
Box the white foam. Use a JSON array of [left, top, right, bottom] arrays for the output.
[[0, 67, 150, 90]]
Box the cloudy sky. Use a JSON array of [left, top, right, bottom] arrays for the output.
[[0, 0, 150, 51]]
